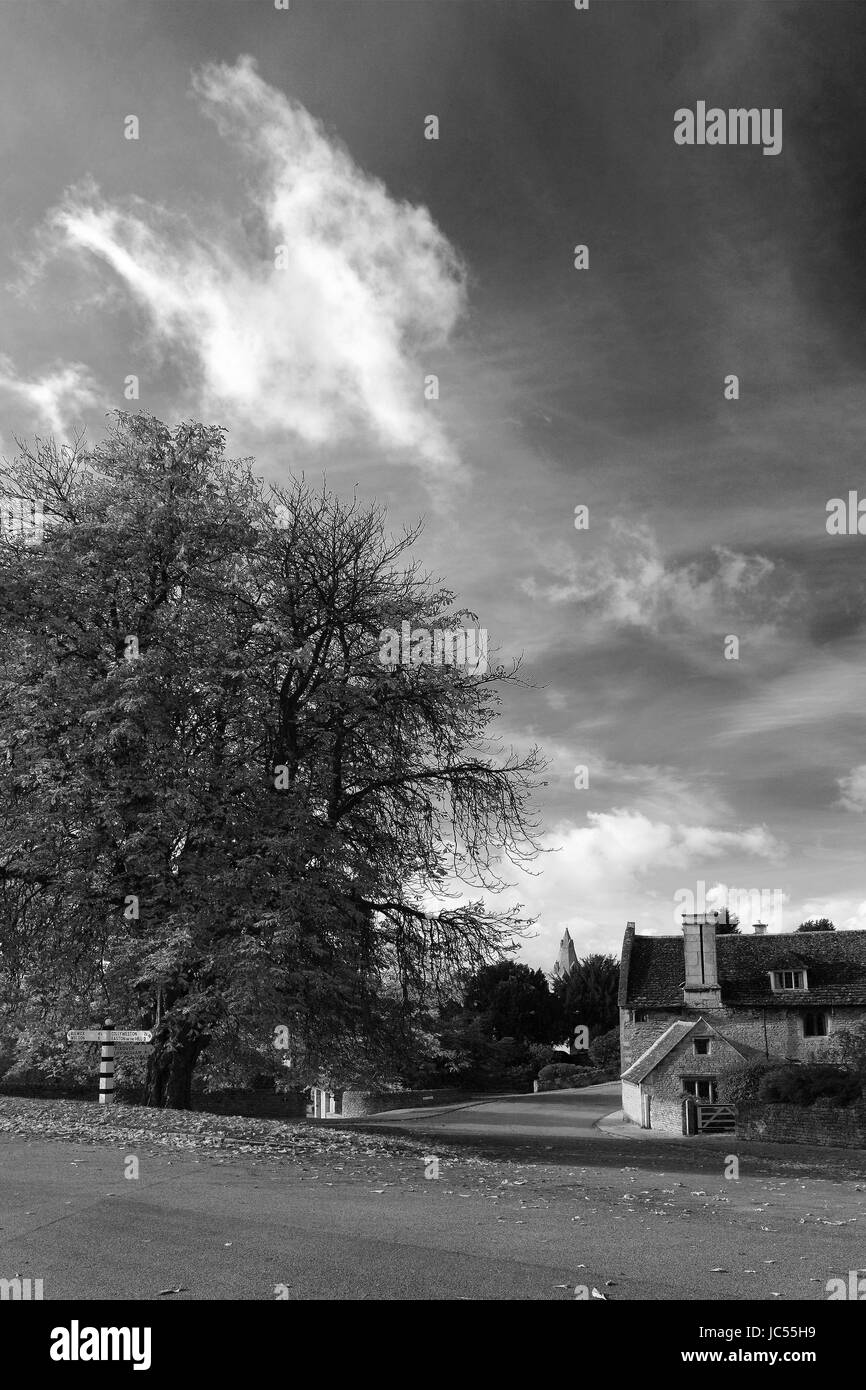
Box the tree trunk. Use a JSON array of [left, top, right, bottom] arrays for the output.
[[144, 1028, 206, 1109]]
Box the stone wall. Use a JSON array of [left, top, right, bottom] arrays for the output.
[[737, 1100, 866, 1149], [0, 1080, 309, 1118], [338, 1088, 481, 1117], [649, 1097, 684, 1134], [649, 1032, 745, 1102], [620, 1010, 685, 1072], [620, 1004, 865, 1074], [191, 1088, 307, 1120], [0, 1080, 97, 1100]]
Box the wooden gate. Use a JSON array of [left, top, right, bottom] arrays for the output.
[[695, 1102, 736, 1134]]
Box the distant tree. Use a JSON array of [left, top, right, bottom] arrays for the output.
[[588, 1025, 621, 1071], [795, 919, 835, 932], [551, 953, 620, 1042], [463, 960, 555, 1043]]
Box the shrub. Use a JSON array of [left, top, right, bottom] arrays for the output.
[[758, 1063, 861, 1107], [538, 1062, 580, 1083], [536, 1066, 609, 1092], [589, 1026, 621, 1071], [527, 1044, 569, 1072], [827, 1022, 866, 1074], [717, 1059, 779, 1107]]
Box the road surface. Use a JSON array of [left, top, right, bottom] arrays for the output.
[[354, 1081, 622, 1138], [0, 1094, 862, 1300]]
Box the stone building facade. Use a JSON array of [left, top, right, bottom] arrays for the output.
[[618, 915, 866, 1133]]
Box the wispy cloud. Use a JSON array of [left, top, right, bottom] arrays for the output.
[[0, 356, 99, 437], [46, 56, 466, 474], [716, 649, 866, 742], [523, 519, 797, 638], [838, 764, 866, 813]]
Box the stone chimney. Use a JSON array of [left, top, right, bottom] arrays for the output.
[[753, 922, 767, 936], [681, 913, 722, 1010]]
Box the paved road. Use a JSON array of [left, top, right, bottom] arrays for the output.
[[340, 1084, 866, 1177], [357, 1081, 621, 1138], [0, 1120, 862, 1300]]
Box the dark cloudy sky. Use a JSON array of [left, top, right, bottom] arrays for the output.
[[2, 0, 866, 965]]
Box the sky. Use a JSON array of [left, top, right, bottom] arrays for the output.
[[1, 0, 865, 968]]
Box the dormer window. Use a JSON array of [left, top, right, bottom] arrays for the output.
[[771, 969, 807, 991], [693, 1038, 711, 1056]]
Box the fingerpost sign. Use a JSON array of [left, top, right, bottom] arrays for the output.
[[66, 1018, 153, 1104]]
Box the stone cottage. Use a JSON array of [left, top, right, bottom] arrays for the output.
[[618, 914, 866, 1133]]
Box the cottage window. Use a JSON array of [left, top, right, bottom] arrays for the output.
[[693, 1038, 711, 1056], [771, 970, 806, 991], [633, 1010, 648, 1023], [803, 1011, 828, 1038], [683, 1077, 717, 1102]]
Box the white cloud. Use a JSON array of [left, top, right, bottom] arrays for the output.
[[548, 810, 782, 884], [0, 356, 99, 436], [523, 519, 794, 637], [48, 56, 466, 474], [503, 808, 785, 968], [790, 897, 866, 932], [838, 765, 866, 813]]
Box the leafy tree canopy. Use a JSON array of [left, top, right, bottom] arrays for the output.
[[551, 952, 620, 1042], [463, 960, 555, 1043], [0, 414, 543, 1104]]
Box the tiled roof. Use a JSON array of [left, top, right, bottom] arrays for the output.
[[620, 927, 866, 1008], [765, 952, 810, 971], [621, 1021, 695, 1083]]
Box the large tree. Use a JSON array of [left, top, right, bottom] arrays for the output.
[[0, 414, 542, 1105], [551, 952, 620, 1043], [462, 960, 556, 1043]]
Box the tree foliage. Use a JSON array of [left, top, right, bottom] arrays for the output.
[[550, 952, 620, 1042], [462, 960, 556, 1043], [0, 414, 543, 1104]]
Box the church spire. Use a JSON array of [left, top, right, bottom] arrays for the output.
[[552, 927, 577, 979]]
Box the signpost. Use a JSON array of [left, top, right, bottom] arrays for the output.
[[66, 1018, 153, 1104]]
